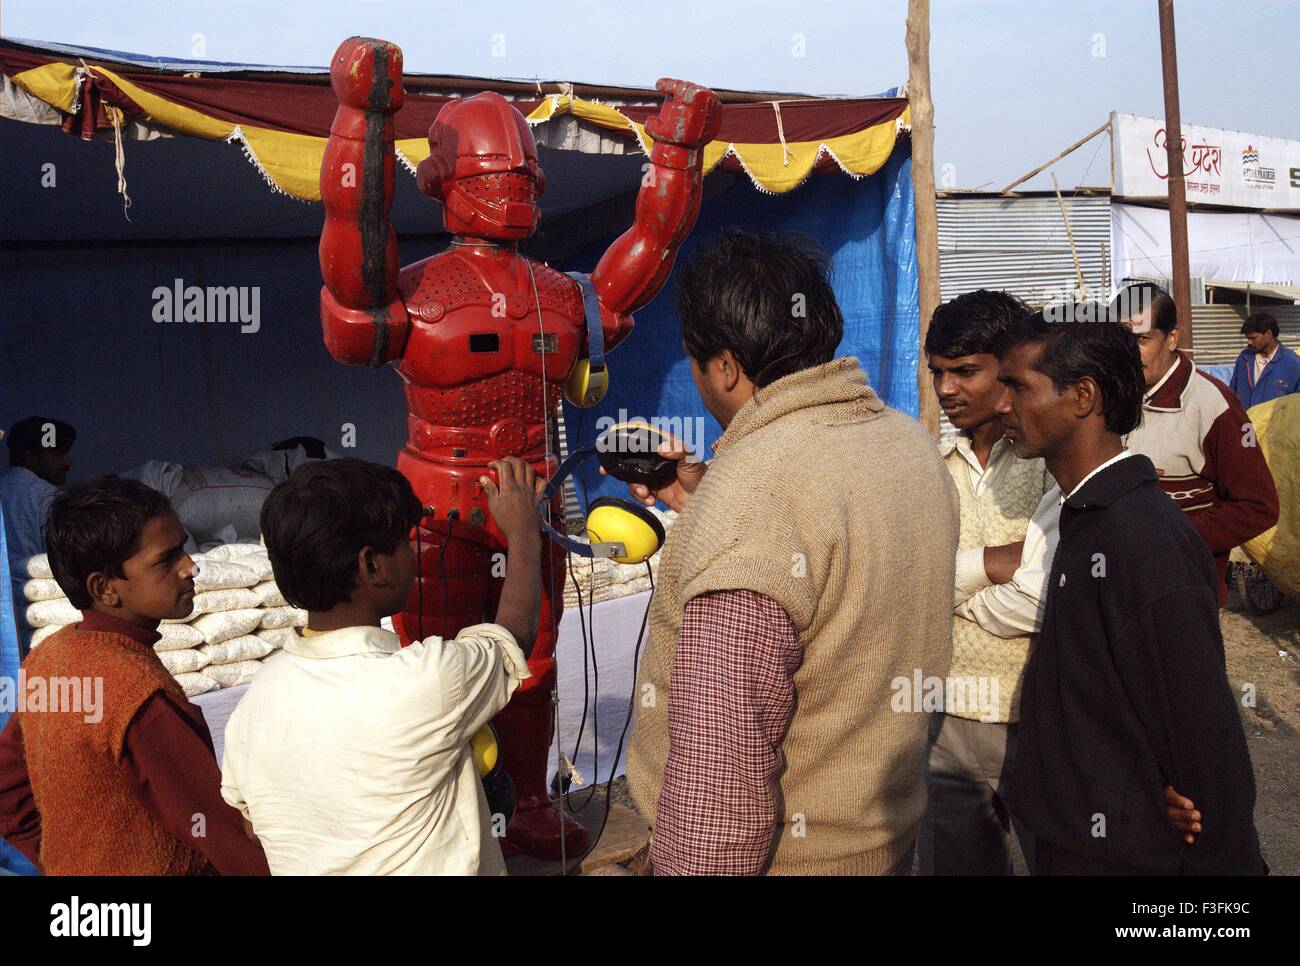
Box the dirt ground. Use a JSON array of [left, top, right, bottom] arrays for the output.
[[1222, 581, 1299, 876]]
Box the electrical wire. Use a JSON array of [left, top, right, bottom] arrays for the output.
[[529, 269, 659, 868], [563, 551, 601, 813], [525, 258, 577, 873]]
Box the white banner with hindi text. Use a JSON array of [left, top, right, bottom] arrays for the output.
[[1112, 112, 1300, 210]]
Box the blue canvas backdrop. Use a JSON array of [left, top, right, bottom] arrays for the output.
[[0, 504, 18, 733], [559, 146, 919, 505], [1, 118, 916, 496]]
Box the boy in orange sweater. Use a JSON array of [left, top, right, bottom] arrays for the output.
[[0, 476, 268, 875]]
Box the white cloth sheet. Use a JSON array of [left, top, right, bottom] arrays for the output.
[[1112, 203, 1300, 288], [195, 589, 654, 786]]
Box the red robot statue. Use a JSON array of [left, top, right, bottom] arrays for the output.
[[318, 37, 720, 860]]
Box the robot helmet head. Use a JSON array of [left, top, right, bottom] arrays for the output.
[[416, 91, 546, 241]]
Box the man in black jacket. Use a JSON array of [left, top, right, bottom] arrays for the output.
[[995, 309, 1265, 875]]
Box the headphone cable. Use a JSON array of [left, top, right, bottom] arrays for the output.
[[589, 560, 655, 851], [561, 403, 603, 813], [574, 407, 600, 814], [415, 524, 424, 642], [563, 552, 601, 814], [439, 538, 449, 634]]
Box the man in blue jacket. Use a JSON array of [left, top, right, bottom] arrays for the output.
[[1229, 312, 1300, 408], [996, 309, 1265, 875]]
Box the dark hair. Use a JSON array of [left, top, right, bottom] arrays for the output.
[[260, 458, 422, 612], [925, 289, 1031, 358], [995, 308, 1145, 435], [675, 229, 843, 388], [44, 476, 173, 609], [1109, 283, 1177, 334], [7, 416, 76, 466], [1242, 312, 1279, 338]]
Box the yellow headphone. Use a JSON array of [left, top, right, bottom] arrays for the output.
[[539, 423, 674, 565], [565, 357, 609, 409], [563, 271, 609, 409], [579, 497, 665, 566], [471, 723, 500, 778]]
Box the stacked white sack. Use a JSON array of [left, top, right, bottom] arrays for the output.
[[21, 543, 304, 697]]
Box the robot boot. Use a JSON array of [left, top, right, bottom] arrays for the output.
[[494, 687, 589, 861]]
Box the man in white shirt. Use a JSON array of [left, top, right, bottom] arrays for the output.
[[953, 489, 1060, 637], [221, 456, 545, 875], [920, 291, 1056, 875]]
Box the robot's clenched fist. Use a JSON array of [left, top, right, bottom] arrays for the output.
[[645, 77, 722, 150], [329, 36, 404, 113]]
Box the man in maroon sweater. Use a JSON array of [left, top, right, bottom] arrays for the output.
[[1112, 284, 1279, 603], [0, 476, 268, 875]]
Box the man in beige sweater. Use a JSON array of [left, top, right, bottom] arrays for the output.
[[622, 230, 958, 875], [921, 290, 1056, 876]]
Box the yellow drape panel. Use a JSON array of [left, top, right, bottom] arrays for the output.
[[12, 61, 82, 112], [95, 67, 326, 200]]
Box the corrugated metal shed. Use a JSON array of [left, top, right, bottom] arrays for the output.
[[937, 194, 1112, 305], [935, 194, 1112, 442], [932, 194, 1299, 435]]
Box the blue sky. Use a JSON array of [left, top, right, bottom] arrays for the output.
[[4, 0, 1297, 190]]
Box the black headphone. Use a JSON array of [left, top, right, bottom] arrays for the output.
[[538, 422, 677, 564]]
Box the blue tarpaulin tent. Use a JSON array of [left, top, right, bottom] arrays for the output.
[[561, 149, 919, 503], [1, 40, 921, 481], [0, 42, 922, 860]]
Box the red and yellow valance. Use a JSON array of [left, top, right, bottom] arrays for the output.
[[3, 42, 909, 201]]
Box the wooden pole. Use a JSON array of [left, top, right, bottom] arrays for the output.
[[1000, 121, 1111, 196], [1052, 173, 1087, 299], [1158, 0, 1194, 352], [1108, 114, 1116, 196], [907, 0, 941, 437]]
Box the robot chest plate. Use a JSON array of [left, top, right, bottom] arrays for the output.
[[397, 249, 587, 392], [400, 296, 582, 389]]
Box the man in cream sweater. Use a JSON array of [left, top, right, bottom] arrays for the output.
[[921, 290, 1057, 876], [623, 230, 958, 875]]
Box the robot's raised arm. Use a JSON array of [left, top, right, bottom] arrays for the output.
[[589, 79, 722, 351], [319, 37, 410, 367]]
